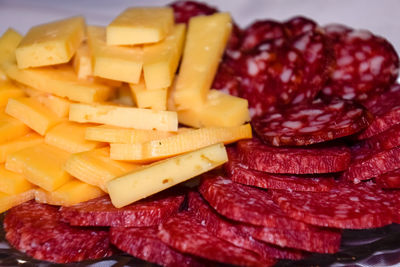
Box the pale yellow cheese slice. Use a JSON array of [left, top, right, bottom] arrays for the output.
[[0, 189, 35, 213], [0, 132, 43, 163], [107, 7, 174, 45], [0, 164, 34, 194], [129, 78, 167, 111], [107, 143, 228, 208], [16, 16, 85, 68]]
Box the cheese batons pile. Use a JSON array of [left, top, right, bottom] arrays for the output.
[[0, 7, 251, 210]]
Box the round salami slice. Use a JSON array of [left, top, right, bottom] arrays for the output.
[[358, 84, 400, 139], [170, 1, 217, 23], [199, 174, 313, 230], [4, 201, 114, 263], [226, 147, 335, 191], [252, 98, 371, 146], [158, 212, 274, 267], [363, 123, 400, 151], [376, 168, 400, 189], [241, 19, 287, 51], [284, 16, 318, 38], [322, 26, 399, 101], [343, 145, 400, 183], [237, 138, 351, 174], [60, 191, 184, 227], [271, 182, 394, 229], [110, 226, 205, 267], [187, 191, 305, 260]]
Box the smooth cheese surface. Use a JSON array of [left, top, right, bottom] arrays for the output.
[[73, 41, 92, 79], [2, 61, 114, 103], [16, 16, 85, 68], [64, 147, 140, 192], [107, 7, 174, 45], [5, 97, 61, 135], [34, 179, 105, 206], [173, 13, 232, 110], [69, 103, 178, 131], [25, 88, 71, 118], [0, 81, 25, 107], [0, 132, 43, 163], [170, 89, 250, 128], [6, 143, 72, 192], [110, 124, 252, 162], [85, 124, 175, 144], [0, 28, 23, 63], [0, 111, 30, 143], [87, 26, 143, 84], [45, 121, 104, 153], [0, 164, 34, 194], [0, 189, 35, 213], [107, 143, 228, 208], [143, 23, 186, 89], [129, 78, 167, 111]]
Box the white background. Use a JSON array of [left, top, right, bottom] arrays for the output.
[[0, 0, 399, 53]]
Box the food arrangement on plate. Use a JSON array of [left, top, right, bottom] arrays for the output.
[[0, 1, 399, 266]]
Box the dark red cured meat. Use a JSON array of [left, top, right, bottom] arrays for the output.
[[187, 191, 305, 260], [284, 16, 318, 38], [212, 60, 242, 96], [375, 168, 400, 189], [158, 212, 274, 267], [237, 138, 351, 174], [241, 20, 287, 51], [363, 123, 400, 151], [271, 182, 394, 229], [110, 226, 205, 267], [323, 24, 352, 40], [358, 84, 400, 139], [322, 26, 399, 101], [200, 174, 313, 230], [60, 191, 184, 227], [252, 98, 371, 146], [343, 145, 400, 183], [4, 201, 114, 263], [169, 0, 217, 24], [239, 223, 341, 254], [236, 30, 332, 117], [198, 175, 341, 253], [226, 147, 335, 192]]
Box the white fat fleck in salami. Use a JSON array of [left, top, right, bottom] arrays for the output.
[[252, 98, 370, 146]]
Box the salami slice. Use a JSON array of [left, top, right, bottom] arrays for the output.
[[158, 212, 274, 267], [284, 16, 318, 38], [363, 123, 400, 151], [60, 191, 184, 227], [375, 168, 400, 189], [187, 191, 305, 260], [252, 98, 371, 146], [170, 1, 217, 24], [241, 20, 286, 51], [237, 138, 351, 174], [271, 182, 394, 229], [4, 201, 114, 263], [323, 25, 399, 101], [343, 145, 400, 183], [110, 226, 205, 267], [199, 174, 313, 230], [358, 84, 400, 139], [226, 147, 335, 192]]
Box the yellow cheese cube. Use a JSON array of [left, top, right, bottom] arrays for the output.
[[107, 7, 174, 45], [129, 78, 167, 110], [0, 81, 25, 106], [0, 164, 34, 194], [16, 16, 85, 68], [108, 143, 228, 207], [87, 26, 143, 83], [69, 103, 178, 131], [0, 68, 8, 81], [143, 24, 186, 89], [0, 28, 22, 63], [45, 121, 104, 153], [0, 132, 43, 163], [73, 41, 92, 79], [0, 111, 30, 143], [25, 88, 70, 118], [0, 189, 35, 213], [170, 89, 250, 128], [2, 61, 114, 103], [34, 179, 105, 206], [5, 97, 61, 135], [110, 124, 252, 162], [173, 13, 232, 110], [5, 143, 72, 191], [85, 124, 175, 144], [64, 147, 139, 192]]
